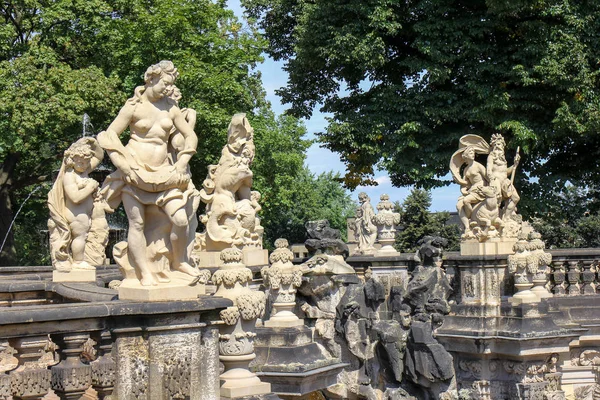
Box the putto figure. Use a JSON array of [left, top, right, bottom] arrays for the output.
[[48, 137, 107, 273], [450, 133, 523, 243], [97, 60, 203, 291]]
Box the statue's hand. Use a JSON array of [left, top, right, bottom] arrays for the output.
[[177, 172, 190, 186], [514, 153, 521, 166]]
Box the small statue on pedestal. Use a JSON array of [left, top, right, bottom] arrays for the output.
[[354, 192, 377, 255], [48, 137, 107, 279]]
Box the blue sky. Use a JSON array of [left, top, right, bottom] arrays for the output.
[[228, 1, 458, 211]]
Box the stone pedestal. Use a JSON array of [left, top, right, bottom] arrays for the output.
[[114, 316, 220, 400], [376, 237, 399, 256], [197, 248, 268, 268], [264, 303, 303, 328], [118, 271, 205, 301], [510, 282, 539, 306], [253, 326, 346, 397], [53, 269, 96, 283], [220, 354, 271, 398], [460, 238, 517, 256]]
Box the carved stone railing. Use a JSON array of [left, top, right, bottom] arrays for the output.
[[547, 249, 600, 297], [0, 296, 230, 399]]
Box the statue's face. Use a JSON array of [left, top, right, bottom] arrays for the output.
[[151, 74, 175, 99], [399, 310, 411, 329], [463, 147, 475, 161], [72, 155, 91, 173]]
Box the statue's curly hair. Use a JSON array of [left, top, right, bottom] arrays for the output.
[[144, 60, 179, 84], [64, 141, 94, 167], [490, 133, 505, 148]]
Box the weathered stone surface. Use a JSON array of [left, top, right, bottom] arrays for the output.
[[304, 220, 349, 259]]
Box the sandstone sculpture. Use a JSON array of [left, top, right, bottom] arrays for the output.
[[450, 134, 524, 252], [96, 60, 206, 298], [403, 236, 455, 399], [354, 192, 377, 255], [373, 193, 401, 255], [261, 238, 304, 327], [193, 114, 267, 268], [198, 114, 263, 250], [48, 137, 108, 280], [302, 220, 354, 275]]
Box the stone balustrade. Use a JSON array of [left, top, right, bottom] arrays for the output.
[[548, 249, 600, 297]]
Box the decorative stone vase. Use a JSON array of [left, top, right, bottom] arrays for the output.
[[373, 194, 401, 255], [508, 235, 538, 306], [261, 238, 304, 328], [528, 232, 553, 299], [213, 248, 271, 398]]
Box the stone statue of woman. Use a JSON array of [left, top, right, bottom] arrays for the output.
[[98, 60, 202, 289]]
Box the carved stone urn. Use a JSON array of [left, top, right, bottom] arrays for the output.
[[261, 238, 304, 328], [508, 234, 538, 306], [373, 194, 401, 255], [213, 247, 271, 398], [528, 232, 553, 299]]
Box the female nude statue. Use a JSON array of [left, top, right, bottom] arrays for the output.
[[98, 60, 200, 286]]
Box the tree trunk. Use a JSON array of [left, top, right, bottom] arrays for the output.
[[0, 153, 20, 266]]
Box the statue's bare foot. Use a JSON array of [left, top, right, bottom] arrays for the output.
[[140, 273, 158, 286], [173, 262, 200, 277], [461, 230, 476, 240], [157, 271, 171, 283]]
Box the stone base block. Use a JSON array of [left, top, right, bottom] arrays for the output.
[[53, 269, 96, 282], [376, 248, 400, 257], [221, 382, 272, 399], [118, 272, 205, 301], [232, 394, 281, 400], [264, 318, 304, 328], [509, 290, 539, 306], [460, 238, 517, 256], [256, 363, 347, 397], [198, 249, 269, 268]]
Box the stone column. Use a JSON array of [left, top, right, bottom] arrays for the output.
[[50, 333, 92, 400], [213, 247, 271, 398], [9, 336, 53, 400], [90, 331, 115, 400], [551, 261, 567, 296], [373, 194, 401, 256], [261, 238, 304, 328], [582, 260, 595, 295], [567, 261, 581, 296]]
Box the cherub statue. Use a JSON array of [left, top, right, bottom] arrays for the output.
[[48, 137, 106, 271]]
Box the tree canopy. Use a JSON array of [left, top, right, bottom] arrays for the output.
[[395, 188, 459, 253], [0, 0, 351, 263], [244, 0, 600, 215]]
